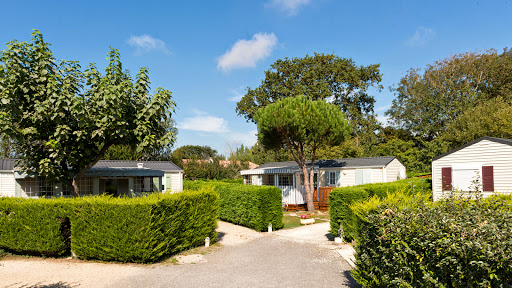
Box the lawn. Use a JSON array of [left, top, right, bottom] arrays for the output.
[[282, 211, 330, 229]]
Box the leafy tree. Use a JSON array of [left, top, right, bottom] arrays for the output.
[[182, 159, 248, 180], [441, 96, 512, 147], [0, 31, 176, 195], [387, 48, 512, 140], [315, 139, 363, 160], [171, 145, 220, 166], [254, 96, 351, 211], [236, 53, 382, 151]]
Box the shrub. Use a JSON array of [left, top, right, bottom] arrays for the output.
[[71, 189, 218, 262], [329, 177, 431, 240], [352, 197, 512, 287], [0, 197, 74, 256], [186, 180, 283, 231]]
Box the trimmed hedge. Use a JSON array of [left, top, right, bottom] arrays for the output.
[[353, 197, 512, 287], [72, 190, 218, 262], [329, 177, 431, 240], [185, 180, 283, 231], [0, 189, 218, 262], [0, 197, 74, 256]]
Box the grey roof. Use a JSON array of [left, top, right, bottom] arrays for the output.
[[93, 160, 182, 172], [253, 156, 397, 170], [432, 136, 512, 161], [0, 159, 182, 172]]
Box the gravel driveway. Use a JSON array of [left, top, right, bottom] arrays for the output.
[[1, 221, 358, 288]]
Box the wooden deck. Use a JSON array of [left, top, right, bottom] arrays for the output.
[[286, 187, 333, 212]]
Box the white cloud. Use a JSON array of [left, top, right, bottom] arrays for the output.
[[179, 113, 230, 133], [224, 130, 258, 154], [217, 33, 278, 72], [406, 27, 436, 47], [377, 115, 390, 127], [267, 0, 311, 16], [228, 86, 246, 102], [127, 34, 170, 55], [375, 104, 391, 112]]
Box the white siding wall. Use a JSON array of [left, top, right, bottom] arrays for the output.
[[385, 159, 406, 182], [164, 172, 183, 193], [371, 168, 384, 183], [432, 139, 512, 200], [0, 172, 15, 197]]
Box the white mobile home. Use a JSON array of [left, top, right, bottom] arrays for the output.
[[0, 159, 183, 198], [240, 156, 406, 208], [432, 136, 512, 201]]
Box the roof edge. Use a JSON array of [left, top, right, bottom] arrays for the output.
[[432, 136, 512, 161]]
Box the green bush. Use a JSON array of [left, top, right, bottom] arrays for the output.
[[329, 187, 368, 241], [0, 197, 74, 256], [329, 177, 432, 240], [71, 189, 218, 262], [186, 180, 283, 231], [352, 197, 512, 287], [0, 188, 218, 262]]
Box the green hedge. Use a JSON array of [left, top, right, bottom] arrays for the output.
[[329, 177, 432, 240], [0, 197, 74, 256], [185, 180, 283, 231], [353, 197, 512, 287], [0, 189, 218, 262]]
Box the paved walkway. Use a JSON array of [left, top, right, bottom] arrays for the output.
[[1, 221, 359, 288]]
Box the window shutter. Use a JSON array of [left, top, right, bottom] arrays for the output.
[[482, 166, 494, 192], [325, 171, 329, 186], [441, 167, 452, 191], [166, 175, 172, 191], [335, 171, 340, 187]]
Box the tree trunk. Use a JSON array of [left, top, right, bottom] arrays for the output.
[[71, 177, 80, 197], [302, 166, 315, 212]]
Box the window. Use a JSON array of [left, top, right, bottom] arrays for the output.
[[452, 168, 480, 191], [329, 172, 336, 186], [262, 174, 274, 186], [356, 169, 372, 185], [244, 175, 252, 185], [278, 174, 293, 186], [20, 178, 54, 197], [77, 178, 94, 195], [134, 177, 154, 193]]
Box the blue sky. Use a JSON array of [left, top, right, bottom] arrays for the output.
[[1, 0, 511, 156]]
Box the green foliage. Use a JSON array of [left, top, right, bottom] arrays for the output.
[[441, 96, 512, 147], [0, 190, 218, 262], [236, 53, 382, 145], [0, 31, 176, 195], [316, 139, 363, 160], [182, 159, 248, 180], [352, 197, 512, 287], [329, 177, 432, 240], [387, 48, 512, 140], [186, 180, 283, 231], [72, 190, 218, 262], [0, 197, 74, 256], [171, 145, 220, 164], [255, 95, 351, 211]]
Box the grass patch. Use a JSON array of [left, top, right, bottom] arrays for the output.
[[282, 212, 330, 229]]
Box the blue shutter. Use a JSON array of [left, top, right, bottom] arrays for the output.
[[335, 171, 340, 187], [325, 171, 329, 186]]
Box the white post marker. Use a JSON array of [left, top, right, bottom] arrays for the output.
[[205, 237, 210, 248], [268, 223, 272, 233]]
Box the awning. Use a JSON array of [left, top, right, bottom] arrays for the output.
[[240, 166, 318, 175]]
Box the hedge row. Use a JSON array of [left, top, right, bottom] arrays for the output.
[[185, 180, 283, 231], [353, 197, 512, 287], [329, 177, 431, 241], [0, 189, 218, 262], [0, 197, 73, 256]]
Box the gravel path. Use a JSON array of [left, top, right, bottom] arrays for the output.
[[1, 221, 358, 288]]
